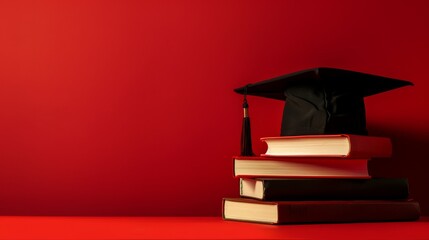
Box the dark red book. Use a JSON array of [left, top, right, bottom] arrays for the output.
[[261, 134, 392, 158], [233, 156, 370, 179], [240, 178, 409, 200], [223, 198, 420, 224]]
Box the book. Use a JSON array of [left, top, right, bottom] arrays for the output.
[[261, 134, 392, 158], [240, 178, 409, 201], [222, 198, 420, 224], [233, 156, 370, 179]]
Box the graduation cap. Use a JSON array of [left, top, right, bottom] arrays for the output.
[[235, 67, 413, 139]]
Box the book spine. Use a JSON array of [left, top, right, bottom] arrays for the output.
[[259, 178, 409, 201]]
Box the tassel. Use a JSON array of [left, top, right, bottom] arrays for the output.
[[241, 86, 254, 156]]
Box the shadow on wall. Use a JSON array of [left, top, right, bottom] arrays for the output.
[[367, 123, 429, 215]]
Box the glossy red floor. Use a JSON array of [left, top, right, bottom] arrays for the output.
[[1, 216, 428, 239]]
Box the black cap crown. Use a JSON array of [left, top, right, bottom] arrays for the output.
[[234, 68, 413, 136]]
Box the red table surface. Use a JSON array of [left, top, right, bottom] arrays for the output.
[[0, 216, 428, 240]]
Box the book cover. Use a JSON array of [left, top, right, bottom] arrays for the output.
[[223, 198, 420, 224], [240, 178, 409, 200]]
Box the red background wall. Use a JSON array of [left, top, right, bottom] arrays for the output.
[[1, 0, 428, 216]]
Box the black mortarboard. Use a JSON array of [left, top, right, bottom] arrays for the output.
[[235, 67, 413, 136]]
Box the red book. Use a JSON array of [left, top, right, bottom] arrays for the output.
[[223, 198, 420, 224], [233, 156, 370, 179], [261, 134, 392, 158]]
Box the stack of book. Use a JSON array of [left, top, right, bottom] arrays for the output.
[[223, 134, 421, 224]]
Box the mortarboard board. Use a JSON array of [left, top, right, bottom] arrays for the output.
[[235, 67, 413, 136]]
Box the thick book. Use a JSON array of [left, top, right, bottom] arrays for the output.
[[222, 198, 420, 224], [233, 156, 370, 179], [261, 134, 392, 158], [240, 178, 409, 200]]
